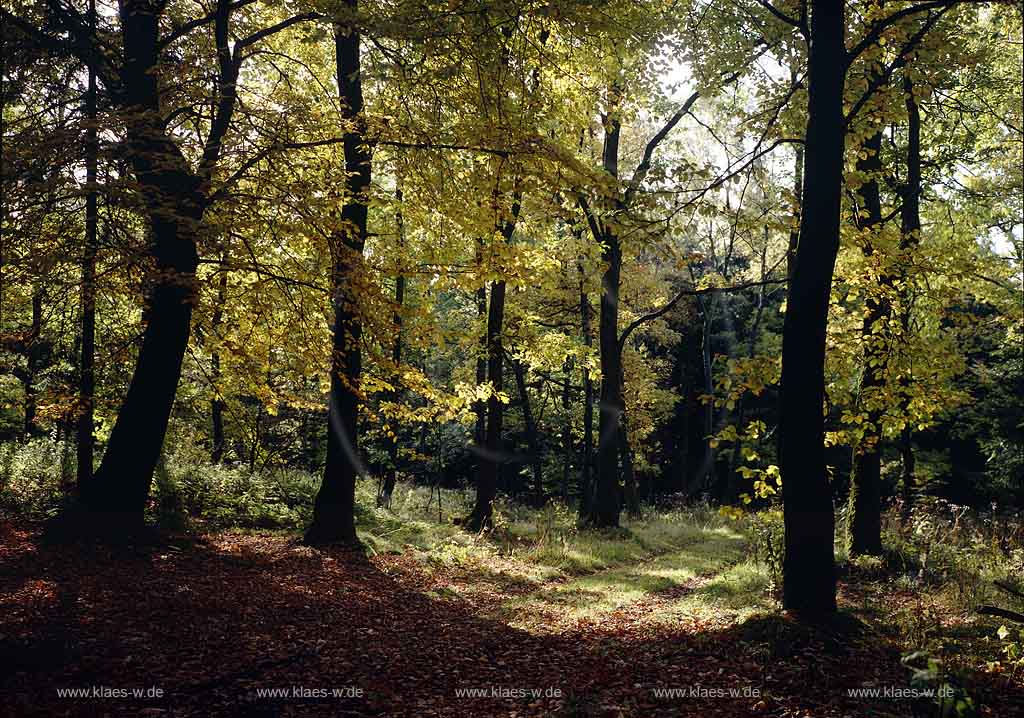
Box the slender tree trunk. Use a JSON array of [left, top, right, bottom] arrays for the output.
[[0, 25, 5, 337], [22, 291, 43, 439], [474, 239, 488, 446], [77, 0, 99, 488], [591, 98, 623, 528], [209, 257, 228, 466], [728, 239, 769, 502], [779, 0, 845, 617], [305, 8, 371, 544], [786, 145, 804, 285], [466, 280, 507, 530], [898, 70, 923, 521], [380, 189, 406, 507], [619, 409, 639, 517], [848, 130, 885, 557], [561, 355, 572, 501], [692, 295, 715, 495], [578, 262, 595, 518], [465, 196, 521, 531], [512, 357, 543, 506]]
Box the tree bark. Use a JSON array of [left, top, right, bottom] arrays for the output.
[[619, 409, 639, 517], [210, 245, 229, 464], [779, 0, 845, 617], [465, 195, 521, 531], [848, 129, 885, 557], [591, 96, 624, 528], [512, 357, 543, 506], [305, 7, 371, 545], [578, 261, 595, 518], [22, 290, 43, 439], [379, 189, 406, 507], [76, 0, 98, 488], [474, 239, 488, 446], [79, 1, 204, 534], [897, 70, 923, 521], [561, 355, 573, 501], [693, 294, 716, 494], [466, 280, 507, 530]]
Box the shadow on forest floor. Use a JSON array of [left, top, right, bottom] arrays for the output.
[[2, 520, 1022, 717]]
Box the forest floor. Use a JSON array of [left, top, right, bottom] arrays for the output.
[[2, 493, 1022, 717]]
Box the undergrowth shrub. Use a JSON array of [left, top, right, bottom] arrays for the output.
[[0, 438, 70, 518]]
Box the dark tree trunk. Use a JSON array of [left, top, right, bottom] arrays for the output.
[[590, 101, 623, 528], [466, 280, 507, 531], [210, 244, 229, 464], [779, 0, 845, 617], [665, 308, 701, 494], [78, 1, 204, 534], [561, 355, 573, 501], [305, 8, 371, 545], [474, 239, 488, 446], [619, 410, 639, 517], [900, 425, 915, 520], [727, 239, 769, 503], [77, 0, 98, 488], [848, 130, 885, 557], [512, 357, 543, 506], [897, 70, 923, 520], [465, 195, 521, 531], [379, 190, 406, 507], [578, 262, 595, 518], [22, 291, 43, 439], [692, 295, 715, 495], [786, 143, 804, 284]]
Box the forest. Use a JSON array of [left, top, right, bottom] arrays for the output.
[[0, 0, 1022, 716]]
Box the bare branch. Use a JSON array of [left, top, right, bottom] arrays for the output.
[[624, 91, 701, 206], [618, 278, 788, 348]]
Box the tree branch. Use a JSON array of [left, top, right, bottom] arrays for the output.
[[846, 0, 961, 64], [756, 0, 805, 31], [624, 91, 701, 206], [845, 6, 952, 126], [618, 278, 788, 348]]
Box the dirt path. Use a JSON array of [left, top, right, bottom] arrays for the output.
[[2, 522, 1020, 717]]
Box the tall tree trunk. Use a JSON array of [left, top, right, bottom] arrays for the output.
[[692, 295, 716, 495], [561, 355, 572, 501], [848, 129, 885, 557], [512, 357, 543, 506], [379, 189, 406, 507], [210, 244, 229, 463], [76, 0, 205, 535], [897, 70, 923, 520], [305, 8, 371, 545], [728, 238, 769, 502], [779, 0, 845, 617], [591, 97, 623, 528], [465, 196, 521, 531], [474, 239, 488, 446], [578, 262, 595, 518], [786, 143, 804, 284], [22, 290, 43, 439], [619, 408, 639, 517], [466, 280, 507, 530], [77, 0, 99, 488]]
